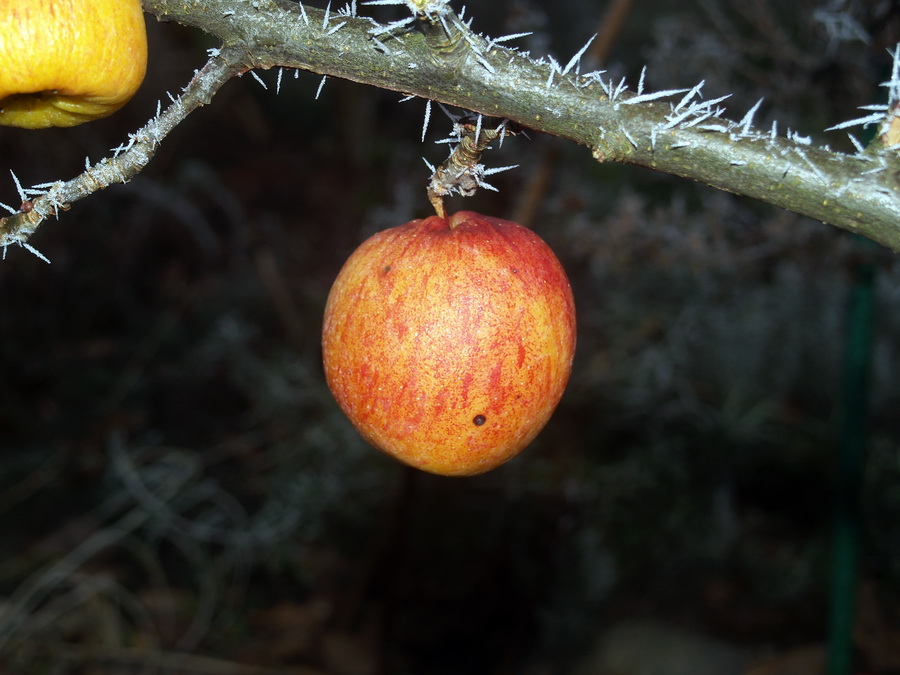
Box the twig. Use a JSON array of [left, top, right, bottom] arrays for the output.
[[0, 45, 244, 249], [3, 0, 899, 250]]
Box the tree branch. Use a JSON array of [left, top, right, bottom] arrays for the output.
[[3, 0, 900, 253], [0, 44, 243, 255]]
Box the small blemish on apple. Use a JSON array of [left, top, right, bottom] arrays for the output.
[[382, 264, 392, 274], [473, 414, 486, 426]]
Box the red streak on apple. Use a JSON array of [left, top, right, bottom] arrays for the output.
[[322, 211, 576, 476]]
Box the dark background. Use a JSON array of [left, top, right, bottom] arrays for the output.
[[2, 1, 900, 673]]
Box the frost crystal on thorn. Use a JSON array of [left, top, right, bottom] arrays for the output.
[[562, 34, 596, 75], [622, 88, 691, 106], [250, 71, 267, 90], [422, 99, 432, 142], [10, 170, 26, 204], [486, 32, 532, 50]]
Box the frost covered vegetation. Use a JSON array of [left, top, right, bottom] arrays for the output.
[[3, 0, 900, 673]]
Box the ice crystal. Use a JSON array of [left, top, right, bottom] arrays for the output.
[[562, 34, 596, 75], [422, 99, 432, 142], [250, 71, 267, 90]]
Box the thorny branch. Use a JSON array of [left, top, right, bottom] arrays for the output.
[[426, 114, 518, 219], [2, 0, 900, 253], [0, 45, 243, 257]]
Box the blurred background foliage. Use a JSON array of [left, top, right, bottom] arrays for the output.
[[2, 0, 900, 673]]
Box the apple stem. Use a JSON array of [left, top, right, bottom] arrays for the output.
[[428, 191, 447, 220]]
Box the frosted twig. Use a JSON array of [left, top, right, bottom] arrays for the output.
[[0, 44, 243, 254]]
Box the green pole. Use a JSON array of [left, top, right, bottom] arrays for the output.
[[827, 250, 875, 675]]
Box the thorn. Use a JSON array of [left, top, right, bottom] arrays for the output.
[[422, 99, 432, 142], [825, 112, 885, 132], [621, 87, 691, 106], [482, 164, 519, 176], [738, 97, 764, 135], [847, 133, 865, 154], [562, 34, 596, 75], [437, 103, 462, 123], [250, 70, 268, 90], [326, 21, 348, 35], [673, 80, 704, 113], [22, 242, 51, 263], [316, 75, 328, 99], [9, 170, 26, 202], [487, 32, 533, 49], [497, 119, 508, 148]]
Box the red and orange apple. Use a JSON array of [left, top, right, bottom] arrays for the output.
[[0, 0, 148, 128], [322, 211, 576, 476]]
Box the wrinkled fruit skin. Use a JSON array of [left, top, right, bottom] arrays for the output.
[[0, 0, 147, 128], [322, 211, 576, 476]]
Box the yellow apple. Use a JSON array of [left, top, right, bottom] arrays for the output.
[[0, 0, 148, 128], [322, 211, 576, 476]]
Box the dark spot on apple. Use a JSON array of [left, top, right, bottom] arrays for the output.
[[382, 264, 392, 274], [473, 414, 486, 426]]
